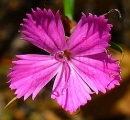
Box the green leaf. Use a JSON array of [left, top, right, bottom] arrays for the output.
[[63, 0, 74, 19], [109, 41, 123, 54]]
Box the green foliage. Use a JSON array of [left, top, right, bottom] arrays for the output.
[[63, 0, 74, 19], [110, 41, 123, 54]]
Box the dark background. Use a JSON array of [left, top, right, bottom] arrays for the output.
[[0, 0, 130, 120]]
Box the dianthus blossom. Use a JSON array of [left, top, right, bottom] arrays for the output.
[[8, 8, 121, 113]]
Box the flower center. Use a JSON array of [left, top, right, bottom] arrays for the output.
[[54, 50, 71, 62]]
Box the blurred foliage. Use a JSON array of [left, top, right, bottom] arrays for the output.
[[0, 0, 130, 120]]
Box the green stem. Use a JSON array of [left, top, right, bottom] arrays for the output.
[[63, 0, 74, 19]]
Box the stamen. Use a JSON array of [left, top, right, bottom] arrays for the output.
[[52, 83, 68, 97], [54, 51, 66, 62], [107, 72, 120, 87], [61, 82, 68, 95], [104, 9, 122, 18], [52, 91, 60, 97], [64, 50, 71, 61], [54, 50, 71, 62]]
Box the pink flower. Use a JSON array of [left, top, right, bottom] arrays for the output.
[[8, 8, 121, 113]]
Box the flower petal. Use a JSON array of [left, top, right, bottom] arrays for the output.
[[8, 54, 61, 100], [70, 53, 121, 94], [51, 63, 92, 114], [67, 13, 112, 56], [20, 8, 66, 54]]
